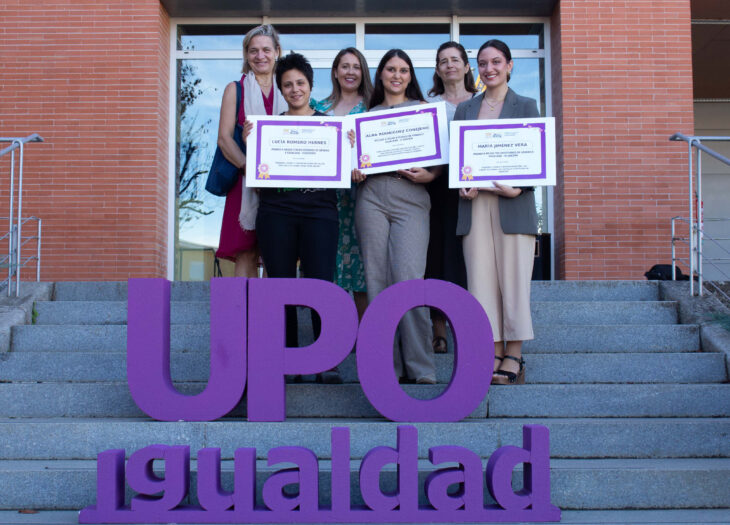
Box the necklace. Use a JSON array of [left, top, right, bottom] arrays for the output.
[[483, 96, 504, 110]]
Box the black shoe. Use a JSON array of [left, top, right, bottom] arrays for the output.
[[492, 356, 525, 385]]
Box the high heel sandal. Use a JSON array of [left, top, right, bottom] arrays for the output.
[[492, 355, 504, 374], [492, 355, 525, 385]]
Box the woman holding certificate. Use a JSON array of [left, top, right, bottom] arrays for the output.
[[215, 24, 286, 277], [246, 53, 341, 382], [353, 49, 438, 385], [314, 48, 373, 321], [454, 39, 540, 385], [425, 41, 477, 354]]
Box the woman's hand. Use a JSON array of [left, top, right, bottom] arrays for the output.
[[481, 182, 522, 198], [460, 187, 478, 200], [397, 166, 435, 184], [242, 120, 254, 144], [352, 168, 366, 183], [347, 129, 356, 148]]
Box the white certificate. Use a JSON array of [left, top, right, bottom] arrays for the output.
[[246, 115, 351, 188], [352, 102, 449, 175], [449, 117, 556, 188]]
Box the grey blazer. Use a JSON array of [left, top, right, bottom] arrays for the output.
[[454, 88, 541, 236]]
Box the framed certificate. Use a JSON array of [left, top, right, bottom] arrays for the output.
[[352, 102, 449, 175], [449, 117, 556, 188], [245, 115, 351, 188]]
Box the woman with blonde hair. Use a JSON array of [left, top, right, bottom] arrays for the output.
[[215, 24, 286, 277]]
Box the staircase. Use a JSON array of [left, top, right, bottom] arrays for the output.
[[0, 280, 729, 524]]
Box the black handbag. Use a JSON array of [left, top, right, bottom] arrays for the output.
[[205, 81, 246, 196]]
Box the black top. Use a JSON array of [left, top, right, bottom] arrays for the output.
[[258, 110, 338, 222]]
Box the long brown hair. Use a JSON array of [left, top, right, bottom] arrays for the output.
[[369, 49, 424, 110], [321, 48, 373, 109]]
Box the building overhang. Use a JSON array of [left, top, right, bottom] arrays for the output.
[[160, 0, 559, 18]]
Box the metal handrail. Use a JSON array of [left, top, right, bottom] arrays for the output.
[[669, 133, 730, 295], [1, 134, 44, 296]]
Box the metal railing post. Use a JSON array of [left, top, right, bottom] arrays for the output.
[[15, 141, 24, 296], [670, 133, 730, 297], [36, 219, 41, 282]]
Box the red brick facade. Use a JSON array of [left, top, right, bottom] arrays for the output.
[[0, 0, 170, 280], [0, 1, 695, 281], [552, 0, 694, 279]]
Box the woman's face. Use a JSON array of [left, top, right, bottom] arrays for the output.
[[334, 53, 363, 94], [246, 35, 278, 76], [436, 46, 470, 84], [477, 46, 513, 90], [280, 68, 312, 111], [380, 56, 411, 97]]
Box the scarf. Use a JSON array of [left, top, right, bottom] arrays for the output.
[[238, 73, 287, 230]]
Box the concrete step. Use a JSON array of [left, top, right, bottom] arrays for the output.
[[2, 509, 729, 525], [52, 280, 661, 303], [33, 300, 679, 326], [0, 418, 727, 460], [0, 383, 727, 419], [2, 351, 725, 384], [0, 458, 727, 510], [33, 301, 209, 325], [10, 324, 700, 353]]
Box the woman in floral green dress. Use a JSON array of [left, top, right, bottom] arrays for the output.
[[314, 47, 373, 319]]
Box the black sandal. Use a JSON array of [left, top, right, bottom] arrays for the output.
[[492, 355, 504, 374], [493, 355, 525, 385], [432, 336, 448, 354]]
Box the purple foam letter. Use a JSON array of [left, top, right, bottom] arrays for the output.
[[197, 448, 232, 511], [359, 426, 418, 512], [247, 278, 358, 421], [486, 425, 554, 512], [262, 447, 319, 512], [357, 280, 493, 421], [127, 445, 190, 514], [425, 446, 483, 511], [127, 278, 247, 421]]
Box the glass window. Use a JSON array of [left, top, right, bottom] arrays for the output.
[[178, 25, 256, 51], [277, 24, 356, 50], [459, 23, 544, 50], [175, 59, 239, 279], [365, 24, 450, 49]]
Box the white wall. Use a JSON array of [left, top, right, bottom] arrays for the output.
[[695, 102, 730, 282]]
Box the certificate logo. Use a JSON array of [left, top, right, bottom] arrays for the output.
[[257, 164, 270, 179], [461, 165, 474, 181], [360, 154, 372, 168]]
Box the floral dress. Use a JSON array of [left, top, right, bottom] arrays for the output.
[[313, 98, 367, 292]]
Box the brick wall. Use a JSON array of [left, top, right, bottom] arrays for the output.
[[552, 0, 694, 279], [0, 0, 170, 280]]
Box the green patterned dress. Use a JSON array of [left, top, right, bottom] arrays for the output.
[[313, 98, 367, 292]]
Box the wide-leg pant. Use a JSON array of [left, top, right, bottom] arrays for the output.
[[355, 175, 435, 382], [463, 192, 535, 342]]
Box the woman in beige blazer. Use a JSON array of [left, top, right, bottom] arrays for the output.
[[453, 39, 540, 385]]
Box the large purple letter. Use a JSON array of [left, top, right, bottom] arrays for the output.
[[356, 280, 493, 421], [247, 278, 358, 421], [486, 425, 553, 511], [127, 278, 247, 421]]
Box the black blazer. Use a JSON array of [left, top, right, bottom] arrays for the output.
[[454, 88, 541, 236]]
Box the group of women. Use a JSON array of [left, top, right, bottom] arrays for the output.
[[214, 24, 539, 387]]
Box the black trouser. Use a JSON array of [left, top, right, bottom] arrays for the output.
[[256, 209, 339, 347]]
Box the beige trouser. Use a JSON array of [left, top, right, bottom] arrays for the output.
[[463, 192, 535, 342]]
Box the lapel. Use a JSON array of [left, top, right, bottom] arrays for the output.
[[498, 88, 518, 119], [465, 93, 484, 120]]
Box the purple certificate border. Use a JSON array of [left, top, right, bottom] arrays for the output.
[[459, 122, 546, 181], [355, 107, 442, 169], [254, 119, 343, 182]]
